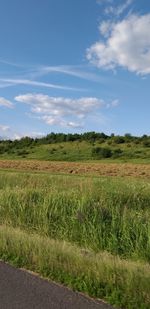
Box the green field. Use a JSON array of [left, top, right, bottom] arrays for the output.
[[0, 170, 150, 308]]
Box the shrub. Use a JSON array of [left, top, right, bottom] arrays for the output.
[[112, 148, 123, 158], [17, 149, 29, 156], [92, 147, 112, 158], [143, 140, 150, 147], [113, 136, 125, 144]]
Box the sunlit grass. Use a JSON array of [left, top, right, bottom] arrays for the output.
[[0, 171, 150, 261], [0, 225, 150, 309], [0, 170, 150, 308]]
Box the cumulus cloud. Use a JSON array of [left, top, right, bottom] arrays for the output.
[[15, 94, 103, 116], [15, 93, 113, 128], [87, 14, 150, 75], [0, 97, 13, 108]]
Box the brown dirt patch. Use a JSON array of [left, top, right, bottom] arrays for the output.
[[0, 160, 149, 178]]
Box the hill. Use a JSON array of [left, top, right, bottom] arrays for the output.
[[0, 132, 150, 162]]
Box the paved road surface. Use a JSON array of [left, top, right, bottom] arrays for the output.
[[0, 261, 115, 309]]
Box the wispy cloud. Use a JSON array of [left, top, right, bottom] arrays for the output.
[[97, 0, 134, 17], [0, 58, 23, 68], [97, 0, 113, 5], [0, 97, 13, 108], [35, 65, 103, 83], [0, 82, 14, 89], [115, 0, 133, 16], [0, 58, 106, 86], [0, 60, 90, 91], [0, 78, 82, 91]]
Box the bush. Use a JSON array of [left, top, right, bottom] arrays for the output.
[[50, 147, 57, 154], [113, 136, 125, 144], [143, 140, 150, 147], [17, 149, 29, 156], [112, 148, 123, 158], [92, 147, 112, 158]]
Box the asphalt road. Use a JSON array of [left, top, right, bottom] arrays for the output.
[[0, 261, 115, 309]]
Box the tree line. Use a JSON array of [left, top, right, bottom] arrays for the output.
[[0, 132, 150, 149]]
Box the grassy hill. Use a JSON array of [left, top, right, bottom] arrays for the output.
[[0, 133, 150, 162]]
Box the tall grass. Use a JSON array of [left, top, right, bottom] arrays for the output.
[[0, 171, 150, 262], [0, 225, 150, 309]]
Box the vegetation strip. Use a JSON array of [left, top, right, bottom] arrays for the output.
[[0, 170, 150, 308], [0, 225, 150, 309], [0, 171, 150, 261]]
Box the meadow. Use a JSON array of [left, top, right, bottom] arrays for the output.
[[0, 169, 150, 308]]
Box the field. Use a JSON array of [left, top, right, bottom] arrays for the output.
[[0, 161, 150, 308], [0, 159, 150, 178]]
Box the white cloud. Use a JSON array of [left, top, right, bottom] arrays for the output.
[[42, 116, 82, 128], [111, 99, 119, 107], [87, 14, 150, 75], [116, 0, 133, 16], [99, 21, 114, 38], [0, 125, 10, 132], [0, 125, 10, 140], [0, 58, 23, 68], [97, 0, 113, 4], [0, 97, 13, 108], [15, 93, 107, 128], [104, 0, 133, 16], [104, 6, 115, 15], [0, 82, 14, 88], [106, 99, 119, 108], [30, 131, 46, 138], [0, 124, 46, 140], [11, 131, 46, 140], [15, 94, 104, 117]]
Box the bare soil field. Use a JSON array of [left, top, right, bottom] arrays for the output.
[[0, 160, 149, 178]]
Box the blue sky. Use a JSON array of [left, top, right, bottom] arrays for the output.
[[0, 0, 150, 139]]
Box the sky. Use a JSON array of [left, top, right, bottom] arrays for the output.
[[0, 0, 150, 139]]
